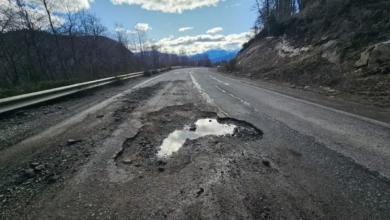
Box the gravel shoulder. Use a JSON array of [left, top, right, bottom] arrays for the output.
[[0, 76, 146, 152]]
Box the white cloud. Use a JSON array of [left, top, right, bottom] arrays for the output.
[[0, 0, 69, 31], [109, 0, 222, 13], [0, 0, 93, 32], [225, 2, 241, 8], [158, 31, 254, 55], [206, 27, 223, 34], [134, 23, 151, 31], [115, 27, 136, 34], [178, 27, 193, 32]]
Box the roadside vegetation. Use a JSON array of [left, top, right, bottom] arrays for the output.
[[0, 79, 82, 99]]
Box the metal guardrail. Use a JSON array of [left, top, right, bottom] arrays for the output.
[[0, 67, 183, 114]]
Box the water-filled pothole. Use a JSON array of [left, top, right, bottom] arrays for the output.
[[157, 118, 237, 157]]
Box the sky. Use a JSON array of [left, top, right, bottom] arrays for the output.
[[1, 0, 257, 55], [89, 0, 257, 55]]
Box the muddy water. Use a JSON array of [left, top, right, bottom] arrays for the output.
[[157, 119, 236, 157]]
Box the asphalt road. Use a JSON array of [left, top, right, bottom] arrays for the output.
[[145, 67, 390, 177], [134, 67, 390, 218], [2, 67, 390, 219]]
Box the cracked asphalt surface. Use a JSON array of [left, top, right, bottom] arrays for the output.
[[1, 67, 390, 219]]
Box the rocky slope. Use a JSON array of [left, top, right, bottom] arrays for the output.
[[235, 0, 390, 106]]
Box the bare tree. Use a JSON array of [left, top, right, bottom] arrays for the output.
[[41, 0, 69, 79], [61, 4, 84, 74], [134, 26, 148, 70], [150, 40, 161, 69], [179, 47, 189, 66], [80, 11, 107, 78], [0, 1, 137, 93], [114, 23, 133, 72]]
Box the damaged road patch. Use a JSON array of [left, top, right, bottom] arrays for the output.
[[115, 103, 263, 172]]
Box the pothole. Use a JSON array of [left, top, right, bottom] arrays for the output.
[[157, 118, 237, 157], [115, 104, 263, 170]]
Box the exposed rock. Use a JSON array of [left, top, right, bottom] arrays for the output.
[[355, 48, 374, 68], [304, 86, 311, 91], [368, 42, 390, 69], [96, 114, 104, 118], [321, 50, 340, 64]]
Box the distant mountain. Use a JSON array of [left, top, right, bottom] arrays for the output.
[[190, 49, 240, 62]]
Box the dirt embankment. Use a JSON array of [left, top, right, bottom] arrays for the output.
[[234, 0, 390, 107]]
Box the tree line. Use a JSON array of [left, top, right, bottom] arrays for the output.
[[252, 0, 312, 35], [0, 0, 212, 95]]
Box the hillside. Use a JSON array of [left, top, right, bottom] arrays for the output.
[[0, 30, 134, 88], [234, 0, 390, 106]]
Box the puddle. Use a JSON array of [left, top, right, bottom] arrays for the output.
[[157, 119, 236, 157]]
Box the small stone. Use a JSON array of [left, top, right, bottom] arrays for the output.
[[56, 105, 62, 109], [49, 175, 60, 183], [96, 114, 104, 118], [303, 86, 311, 91], [24, 169, 35, 178], [30, 162, 40, 168], [67, 139, 77, 145], [122, 158, 134, 164], [262, 160, 271, 167], [15, 110, 27, 116], [189, 123, 197, 131], [115, 117, 121, 121], [209, 120, 212, 122], [139, 175, 143, 178], [34, 164, 45, 172], [196, 188, 204, 197], [156, 160, 167, 166], [158, 167, 165, 172]]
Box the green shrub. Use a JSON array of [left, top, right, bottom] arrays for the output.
[[220, 58, 238, 73]]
